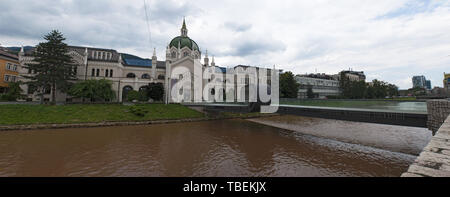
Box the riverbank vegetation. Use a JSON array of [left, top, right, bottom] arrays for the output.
[[338, 72, 399, 99], [280, 72, 300, 98], [0, 104, 205, 125]]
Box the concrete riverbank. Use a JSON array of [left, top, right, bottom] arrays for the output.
[[402, 115, 450, 177]]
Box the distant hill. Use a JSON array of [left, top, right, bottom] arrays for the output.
[[5, 46, 34, 55]]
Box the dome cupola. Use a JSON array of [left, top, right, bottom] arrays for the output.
[[169, 18, 200, 51]]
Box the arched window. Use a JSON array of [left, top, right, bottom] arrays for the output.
[[122, 86, 134, 101], [158, 75, 165, 80], [183, 52, 189, 57], [142, 74, 150, 79], [171, 52, 176, 58], [110, 69, 113, 77], [126, 73, 136, 78]]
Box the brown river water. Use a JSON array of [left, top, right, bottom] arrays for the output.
[[0, 116, 431, 177]]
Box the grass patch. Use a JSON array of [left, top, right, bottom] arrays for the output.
[[0, 104, 205, 125]]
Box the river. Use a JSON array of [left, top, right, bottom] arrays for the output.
[[0, 117, 431, 177]]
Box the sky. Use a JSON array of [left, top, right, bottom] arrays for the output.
[[0, 0, 449, 89]]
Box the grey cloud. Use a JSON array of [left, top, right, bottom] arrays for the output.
[[224, 22, 252, 32], [0, 0, 201, 52], [230, 39, 286, 56], [148, 0, 202, 24]]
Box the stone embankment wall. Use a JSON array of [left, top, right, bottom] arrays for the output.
[[427, 99, 450, 134], [402, 115, 450, 177]]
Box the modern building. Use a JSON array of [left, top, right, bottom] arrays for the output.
[[412, 75, 427, 89], [0, 49, 20, 94], [295, 73, 340, 99], [17, 19, 246, 103], [426, 80, 432, 90], [444, 73, 450, 93]]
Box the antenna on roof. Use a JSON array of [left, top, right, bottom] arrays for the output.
[[143, 0, 153, 50]]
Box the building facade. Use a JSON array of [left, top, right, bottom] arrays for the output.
[[0, 50, 19, 94], [444, 73, 450, 92], [412, 75, 427, 89], [426, 80, 432, 90], [295, 73, 340, 99], [17, 19, 238, 103], [337, 70, 366, 82], [18, 45, 167, 102]]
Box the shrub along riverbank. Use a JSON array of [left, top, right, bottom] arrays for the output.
[[0, 104, 205, 125]]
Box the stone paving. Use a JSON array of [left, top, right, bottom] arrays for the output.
[[402, 115, 450, 177]]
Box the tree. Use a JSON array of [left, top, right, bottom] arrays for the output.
[[23, 30, 77, 104], [339, 72, 352, 98], [68, 79, 115, 102], [127, 90, 140, 102], [351, 80, 367, 99], [306, 85, 315, 99], [366, 85, 375, 99], [146, 82, 164, 101], [280, 72, 300, 98], [0, 82, 24, 101], [387, 84, 399, 97]]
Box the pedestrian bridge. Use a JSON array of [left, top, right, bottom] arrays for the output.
[[184, 103, 428, 128]]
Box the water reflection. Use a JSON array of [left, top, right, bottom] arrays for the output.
[[360, 102, 427, 113], [0, 119, 420, 177]]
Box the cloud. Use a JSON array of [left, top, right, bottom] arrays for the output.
[[1, 0, 449, 89], [224, 22, 252, 32]]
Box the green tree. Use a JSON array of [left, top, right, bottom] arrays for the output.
[[371, 80, 388, 98], [23, 30, 77, 104], [350, 80, 367, 99], [387, 84, 399, 97], [68, 79, 115, 102], [366, 85, 375, 99], [280, 72, 300, 98], [0, 82, 24, 101], [146, 82, 164, 101], [306, 85, 315, 99], [339, 72, 352, 98], [127, 90, 140, 102]]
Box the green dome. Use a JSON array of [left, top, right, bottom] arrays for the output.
[[169, 36, 200, 51]]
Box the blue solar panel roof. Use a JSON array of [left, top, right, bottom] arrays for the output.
[[124, 59, 152, 67], [218, 67, 227, 73]]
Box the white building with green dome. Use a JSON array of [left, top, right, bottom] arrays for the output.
[[164, 18, 226, 103], [16, 18, 225, 103]]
